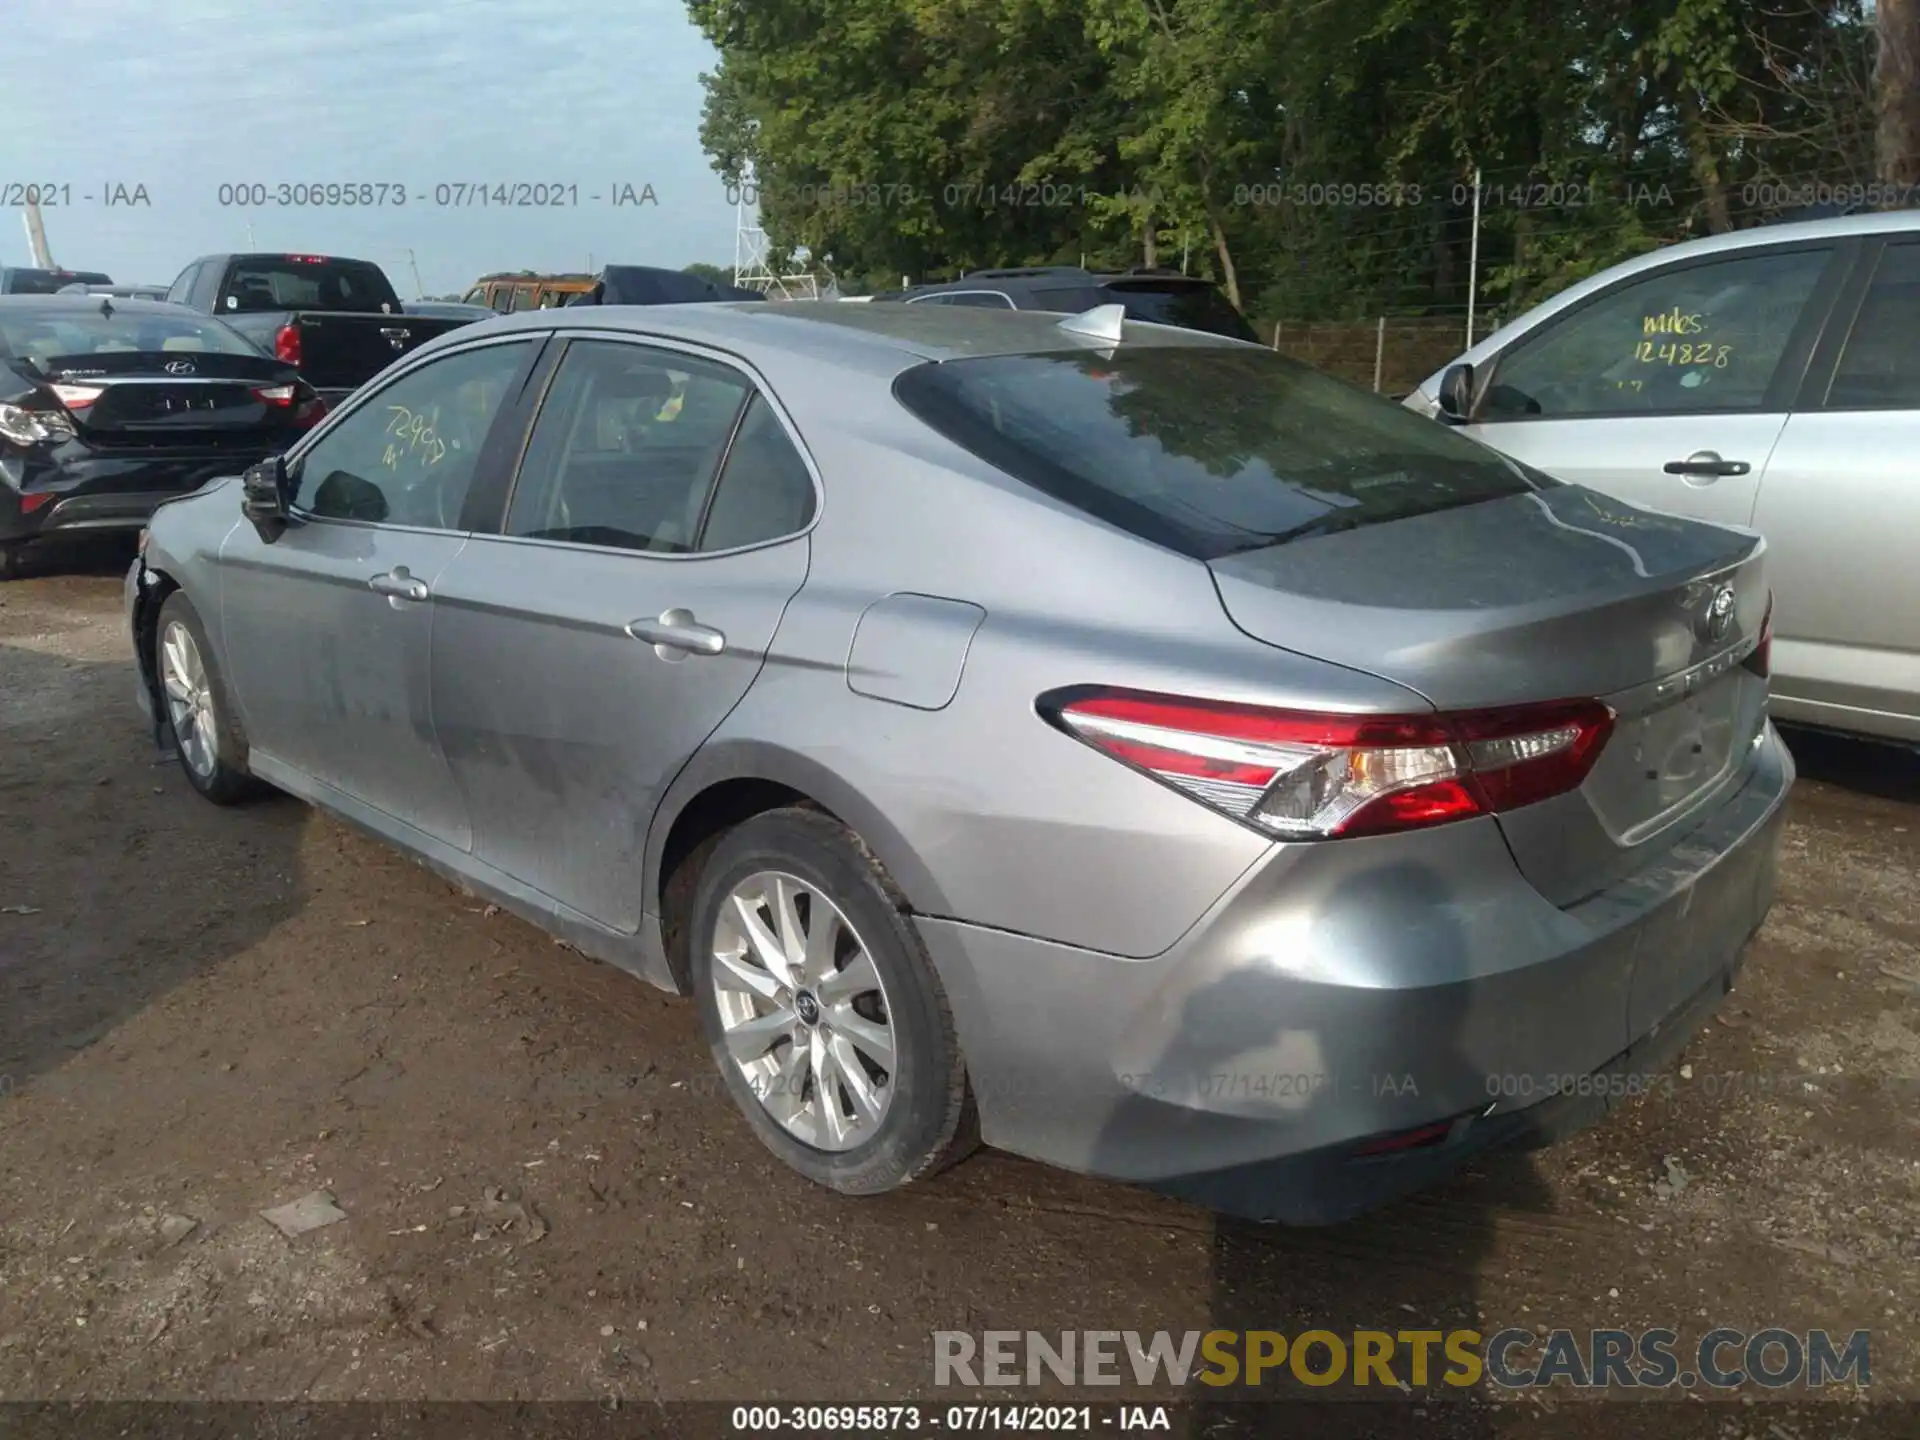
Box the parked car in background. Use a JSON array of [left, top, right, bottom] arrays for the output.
[[167, 253, 480, 403], [127, 300, 1787, 1223], [463, 272, 599, 312], [561, 265, 766, 305], [58, 283, 171, 301], [0, 296, 324, 578], [1409, 210, 1920, 746], [404, 300, 498, 322], [2, 266, 114, 294], [887, 266, 1259, 342]]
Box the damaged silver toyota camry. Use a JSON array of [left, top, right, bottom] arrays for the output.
[[126, 300, 1789, 1223]]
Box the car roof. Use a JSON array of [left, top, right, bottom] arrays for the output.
[[447, 299, 1247, 373], [0, 295, 207, 315]]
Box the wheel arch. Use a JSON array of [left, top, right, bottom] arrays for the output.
[[131, 562, 182, 723], [647, 740, 952, 993]]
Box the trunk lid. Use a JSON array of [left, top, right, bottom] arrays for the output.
[[37, 351, 309, 447], [284, 312, 474, 391], [1208, 484, 1772, 905]]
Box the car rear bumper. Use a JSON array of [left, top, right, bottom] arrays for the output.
[[915, 721, 1793, 1224], [1, 452, 262, 544]]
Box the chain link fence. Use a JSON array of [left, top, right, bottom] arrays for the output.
[[1257, 316, 1506, 397]]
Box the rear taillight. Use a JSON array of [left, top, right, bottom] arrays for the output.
[[48, 383, 104, 411], [1040, 687, 1615, 841], [1745, 592, 1773, 679], [273, 324, 301, 366], [253, 384, 297, 405]]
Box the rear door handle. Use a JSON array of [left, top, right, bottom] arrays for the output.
[[368, 566, 430, 601], [1663, 451, 1751, 480], [626, 607, 726, 657]]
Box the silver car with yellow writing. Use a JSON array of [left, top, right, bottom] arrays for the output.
[[129, 300, 1789, 1222], [1412, 210, 1920, 747]]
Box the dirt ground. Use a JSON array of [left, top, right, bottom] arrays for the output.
[[2, 543, 1918, 1438]]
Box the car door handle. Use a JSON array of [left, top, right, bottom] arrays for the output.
[[368, 567, 430, 601], [625, 607, 726, 656], [1663, 451, 1751, 479]]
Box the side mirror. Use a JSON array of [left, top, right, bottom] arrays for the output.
[[241, 456, 290, 542], [1436, 362, 1475, 423]]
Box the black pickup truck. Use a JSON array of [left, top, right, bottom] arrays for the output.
[[164, 253, 481, 401]]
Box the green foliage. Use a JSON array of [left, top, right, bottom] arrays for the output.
[[687, 0, 1882, 320]]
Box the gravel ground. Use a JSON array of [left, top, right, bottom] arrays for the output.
[[1, 545, 1916, 1438]]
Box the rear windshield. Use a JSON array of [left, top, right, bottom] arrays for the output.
[[218, 258, 398, 313], [0, 310, 263, 363], [1026, 282, 1257, 341], [893, 348, 1550, 560], [1104, 281, 1259, 341]]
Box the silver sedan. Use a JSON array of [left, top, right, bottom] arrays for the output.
[[127, 300, 1790, 1223]]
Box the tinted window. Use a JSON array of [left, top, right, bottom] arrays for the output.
[[1484, 247, 1833, 419], [905, 293, 951, 306], [508, 286, 537, 313], [489, 285, 515, 313], [292, 340, 531, 528], [1027, 285, 1108, 312], [219, 258, 398, 313], [0, 309, 263, 362], [1827, 241, 1920, 408], [943, 291, 1016, 309], [5, 269, 109, 295], [505, 340, 751, 553], [893, 348, 1545, 561], [462, 287, 487, 305], [1103, 281, 1258, 341], [698, 395, 816, 550]]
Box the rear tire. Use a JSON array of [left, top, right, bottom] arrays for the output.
[[0, 543, 22, 581], [154, 591, 260, 805], [689, 806, 978, 1195]]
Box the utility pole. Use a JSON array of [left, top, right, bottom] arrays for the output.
[[1465, 166, 1483, 348], [406, 248, 424, 298]]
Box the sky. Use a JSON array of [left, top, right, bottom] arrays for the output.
[[0, 0, 746, 297]]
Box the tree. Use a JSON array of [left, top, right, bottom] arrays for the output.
[[1878, 0, 1920, 186]]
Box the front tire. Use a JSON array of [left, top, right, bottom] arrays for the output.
[[155, 591, 259, 805], [690, 806, 978, 1195]]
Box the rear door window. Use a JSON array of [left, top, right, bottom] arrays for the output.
[[1824, 240, 1920, 409], [894, 347, 1545, 561], [697, 395, 817, 550]]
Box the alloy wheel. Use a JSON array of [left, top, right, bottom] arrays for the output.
[[709, 870, 897, 1151], [159, 620, 218, 779]]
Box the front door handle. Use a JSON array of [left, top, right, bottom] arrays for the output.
[[1662, 451, 1752, 481], [626, 607, 726, 657], [368, 566, 430, 601]]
